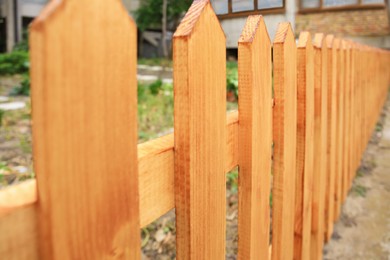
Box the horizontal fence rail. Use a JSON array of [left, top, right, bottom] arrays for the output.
[[1, 0, 390, 259]]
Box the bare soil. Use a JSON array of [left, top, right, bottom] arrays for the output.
[[0, 76, 34, 188]]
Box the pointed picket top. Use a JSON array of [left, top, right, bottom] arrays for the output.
[[326, 35, 335, 49], [341, 39, 348, 50], [297, 31, 312, 49], [272, 20, 297, 260], [29, 0, 140, 259], [237, 13, 272, 260], [174, 0, 225, 39], [238, 15, 270, 44], [274, 22, 294, 44], [333, 38, 341, 50], [313, 33, 325, 49]]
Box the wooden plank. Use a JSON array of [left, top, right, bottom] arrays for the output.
[[237, 15, 272, 260], [333, 38, 344, 222], [173, 0, 226, 258], [349, 42, 356, 185], [272, 22, 297, 260], [294, 31, 314, 260], [342, 40, 351, 201], [0, 112, 239, 260], [0, 181, 38, 260], [29, 0, 141, 258], [324, 35, 337, 242], [311, 33, 327, 260], [138, 111, 238, 227]]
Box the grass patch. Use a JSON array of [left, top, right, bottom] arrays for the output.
[[352, 184, 367, 197]]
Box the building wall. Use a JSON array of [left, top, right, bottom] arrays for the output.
[[219, 0, 297, 48], [296, 9, 390, 48]]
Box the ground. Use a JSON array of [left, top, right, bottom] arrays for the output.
[[1, 73, 389, 259]]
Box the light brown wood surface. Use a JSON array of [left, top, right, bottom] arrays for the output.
[[324, 35, 337, 242], [272, 22, 297, 260], [29, 0, 141, 259], [311, 33, 327, 260], [173, 0, 226, 258], [0, 180, 38, 260], [0, 112, 239, 260], [294, 31, 314, 260], [342, 40, 351, 202], [334, 38, 344, 222], [237, 15, 272, 260]]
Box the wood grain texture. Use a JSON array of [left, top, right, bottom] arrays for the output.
[[324, 35, 337, 242], [272, 22, 297, 260], [342, 40, 351, 202], [237, 15, 272, 260], [294, 31, 314, 260], [333, 38, 344, 222], [311, 33, 327, 260], [348, 42, 355, 187], [0, 180, 38, 260], [173, 0, 226, 258], [0, 112, 239, 260], [29, 0, 141, 258], [139, 111, 238, 227]]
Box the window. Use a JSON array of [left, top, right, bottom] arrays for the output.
[[300, 0, 385, 12], [211, 0, 285, 18]]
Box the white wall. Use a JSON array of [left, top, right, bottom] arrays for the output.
[[220, 0, 297, 48]]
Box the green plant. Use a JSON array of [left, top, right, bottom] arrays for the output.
[[134, 0, 192, 31], [0, 162, 10, 184], [19, 135, 32, 154], [352, 184, 367, 197], [13, 30, 29, 52], [10, 73, 30, 96], [227, 169, 238, 193], [0, 109, 5, 127], [0, 51, 29, 75], [226, 62, 238, 100]]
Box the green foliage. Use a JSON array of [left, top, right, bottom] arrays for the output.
[[352, 184, 367, 197], [10, 74, 30, 96], [0, 162, 10, 184], [13, 30, 29, 52], [134, 0, 192, 31], [0, 109, 5, 127], [149, 79, 163, 95], [138, 58, 173, 67], [226, 61, 238, 100], [138, 80, 174, 142], [227, 169, 238, 193], [0, 51, 29, 75]]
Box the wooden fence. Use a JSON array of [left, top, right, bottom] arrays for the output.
[[1, 0, 390, 259]]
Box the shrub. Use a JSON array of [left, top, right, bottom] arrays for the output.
[[0, 51, 29, 75], [10, 74, 30, 96], [226, 62, 238, 100]]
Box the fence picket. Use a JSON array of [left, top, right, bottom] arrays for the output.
[[311, 33, 328, 260], [324, 35, 337, 242], [294, 31, 315, 260], [173, 1, 226, 258], [237, 15, 272, 260], [29, 0, 141, 259], [334, 38, 344, 221], [342, 41, 351, 201], [272, 22, 297, 260]]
